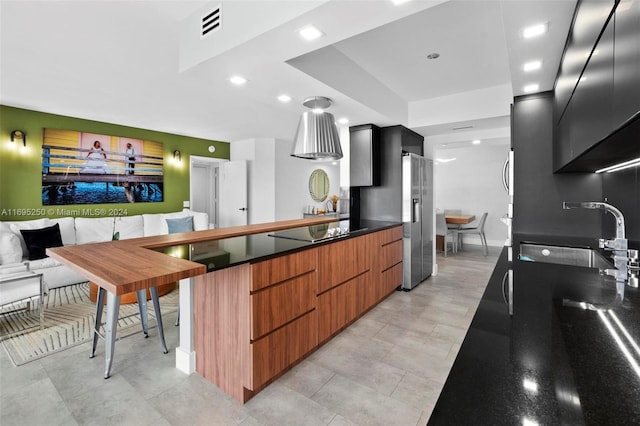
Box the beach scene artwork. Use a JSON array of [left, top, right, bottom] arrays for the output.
[[42, 129, 164, 205]]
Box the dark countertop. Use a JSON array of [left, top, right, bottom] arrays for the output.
[[429, 233, 640, 425], [155, 219, 400, 272]]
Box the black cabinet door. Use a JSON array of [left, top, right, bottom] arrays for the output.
[[555, 0, 617, 119], [554, 101, 574, 171], [613, 0, 640, 129], [570, 20, 615, 158], [349, 124, 380, 187]]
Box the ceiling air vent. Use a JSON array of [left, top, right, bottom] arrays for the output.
[[201, 5, 221, 39]]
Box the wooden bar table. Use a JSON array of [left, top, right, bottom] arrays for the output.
[[46, 216, 340, 379]]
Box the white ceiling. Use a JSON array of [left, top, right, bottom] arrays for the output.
[[0, 0, 577, 147]]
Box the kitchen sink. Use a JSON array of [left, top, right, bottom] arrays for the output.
[[519, 243, 613, 270]]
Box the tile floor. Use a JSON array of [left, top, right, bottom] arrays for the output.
[[0, 245, 500, 426]]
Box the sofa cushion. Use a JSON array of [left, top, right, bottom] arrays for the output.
[[75, 217, 115, 244], [20, 223, 64, 260], [0, 232, 23, 265], [190, 211, 209, 231], [166, 216, 194, 234], [50, 217, 76, 246], [113, 216, 144, 240], [8, 218, 52, 256]]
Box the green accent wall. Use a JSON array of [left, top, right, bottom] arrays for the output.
[[0, 105, 230, 221]]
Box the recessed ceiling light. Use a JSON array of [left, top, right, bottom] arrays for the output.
[[338, 118, 349, 125], [523, 83, 540, 93], [391, 0, 413, 5], [229, 75, 247, 85], [472, 139, 481, 145], [522, 22, 548, 39], [278, 94, 292, 103], [435, 157, 456, 163], [299, 25, 324, 41], [427, 53, 440, 60], [523, 60, 542, 72]]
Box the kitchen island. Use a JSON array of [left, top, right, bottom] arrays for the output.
[[428, 234, 640, 425], [48, 217, 403, 402]]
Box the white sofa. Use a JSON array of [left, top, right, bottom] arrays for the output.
[[0, 209, 209, 293]]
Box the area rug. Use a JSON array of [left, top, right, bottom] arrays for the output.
[[0, 282, 178, 366]]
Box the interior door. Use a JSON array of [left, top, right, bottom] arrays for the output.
[[219, 160, 248, 228]]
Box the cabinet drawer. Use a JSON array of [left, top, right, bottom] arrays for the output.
[[380, 262, 403, 298], [248, 310, 318, 390], [378, 226, 403, 246], [251, 249, 317, 291], [318, 234, 371, 293], [317, 273, 365, 343], [380, 239, 403, 271], [251, 272, 317, 340]]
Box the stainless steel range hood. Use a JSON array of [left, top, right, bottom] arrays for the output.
[[290, 96, 343, 161]]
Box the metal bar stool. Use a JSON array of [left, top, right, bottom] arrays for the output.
[[90, 286, 168, 378]]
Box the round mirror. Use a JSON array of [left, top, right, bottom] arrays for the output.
[[309, 169, 330, 202]]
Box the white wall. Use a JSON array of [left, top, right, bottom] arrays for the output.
[[231, 138, 340, 223], [434, 143, 510, 247]]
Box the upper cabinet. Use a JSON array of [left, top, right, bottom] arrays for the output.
[[555, 0, 617, 119], [349, 124, 381, 187], [613, 0, 640, 129], [554, 0, 640, 172]]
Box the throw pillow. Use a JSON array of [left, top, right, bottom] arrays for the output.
[[166, 216, 194, 234], [0, 232, 23, 264], [19, 223, 64, 260]]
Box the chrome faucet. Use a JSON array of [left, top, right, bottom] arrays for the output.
[[563, 202, 634, 288]]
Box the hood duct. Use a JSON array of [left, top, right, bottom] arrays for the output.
[[291, 96, 343, 161]]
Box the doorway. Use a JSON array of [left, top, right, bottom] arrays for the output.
[[190, 156, 223, 229]]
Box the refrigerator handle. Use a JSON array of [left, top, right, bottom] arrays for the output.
[[413, 198, 420, 223]]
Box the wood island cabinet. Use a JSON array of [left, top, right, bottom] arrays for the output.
[[193, 225, 402, 403]]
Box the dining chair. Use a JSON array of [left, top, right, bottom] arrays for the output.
[[436, 213, 457, 256], [457, 212, 489, 255]]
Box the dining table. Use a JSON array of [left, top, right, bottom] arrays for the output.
[[445, 214, 475, 225], [436, 214, 476, 252]]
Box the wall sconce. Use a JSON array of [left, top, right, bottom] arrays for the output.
[[10, 130, 26, 149], [173, 150, 182, 163]]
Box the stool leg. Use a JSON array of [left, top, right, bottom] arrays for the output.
[[175, 306, 180, 327], [91, 287, 106, 358], [136, 289, 149, 338], [150, 286, 168, 354], [104, 292, 121, 379]]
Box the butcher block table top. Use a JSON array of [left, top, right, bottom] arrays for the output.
[[47, 216, 340, 295]]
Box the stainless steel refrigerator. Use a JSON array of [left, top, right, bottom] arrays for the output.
[[401, 153, 433, 290]]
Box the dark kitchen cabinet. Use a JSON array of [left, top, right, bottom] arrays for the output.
[[554, 0, 640, 172], [555, 101, 573, 170], [569, 19, 615, 157], [555, 0, 617, 120], [349, 124, 380, 187], [613, 0, 640, 129]]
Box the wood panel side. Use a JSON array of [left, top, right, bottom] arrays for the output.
[[194, 264, 251, 403], [251, 271, 317, 340], [251, 249, 317, 291], [317, 234, 371, 293], [249, 310, 318, 390]]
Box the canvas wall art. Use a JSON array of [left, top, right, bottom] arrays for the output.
[[42, 129, 164, 205]]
